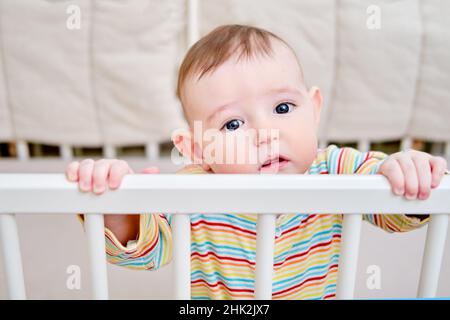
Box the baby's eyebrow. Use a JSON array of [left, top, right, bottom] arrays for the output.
[[206, 102, 237, 124], [266, 87, 303, 97]]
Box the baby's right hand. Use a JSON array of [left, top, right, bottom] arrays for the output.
[[65, 159, 160, 195]]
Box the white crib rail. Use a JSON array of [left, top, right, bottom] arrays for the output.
[[0, 174, 449, 300]]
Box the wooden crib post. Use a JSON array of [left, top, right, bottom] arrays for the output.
[[255, 214, 276, 300], [187, 0, 199, 47], [16, 141, 29, 161], [173, 214, 191, 299], [60, 144, 73, 161], [0, 214, 26, 299], [336, 213, 363, 299], [417, 214, 449, 298], [145, 142, 160, 161], [85, 213, 109, 300]]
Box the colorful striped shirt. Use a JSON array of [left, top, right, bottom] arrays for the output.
[[78, 144, 429, 299]]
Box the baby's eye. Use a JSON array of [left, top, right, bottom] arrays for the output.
[[222, 119, 244, 132], [274, 103, 295, 114]]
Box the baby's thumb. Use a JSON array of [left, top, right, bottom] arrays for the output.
[[141, 166, 160, 174]]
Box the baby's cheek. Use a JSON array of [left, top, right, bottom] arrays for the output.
[[298, 148, 318, 173], [203, 133, 259, 172], [290, 132, 318, 173]]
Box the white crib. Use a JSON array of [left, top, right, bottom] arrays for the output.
[[0, 170, 449, 300]]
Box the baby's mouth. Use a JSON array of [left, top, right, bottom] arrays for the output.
[[260, 155, 290, 172]]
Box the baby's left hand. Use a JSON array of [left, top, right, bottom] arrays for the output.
[[378, 150, 448, 200]]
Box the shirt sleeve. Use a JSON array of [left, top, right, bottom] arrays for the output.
[[323, 144, 429, 233], [75, 164, 206, 271], [77, 213, 172, 270]]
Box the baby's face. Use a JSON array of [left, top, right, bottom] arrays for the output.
[[181, 40, 322, 174]]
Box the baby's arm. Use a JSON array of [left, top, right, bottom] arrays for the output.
[[323, 145, 448, 233], [66, 159, 172, 270], [377, 149, 447, 201], [367, 149, 448, 232]]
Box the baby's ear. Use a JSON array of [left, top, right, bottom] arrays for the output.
[[308, 86, 322, 128], [171, 128, 209, 171], [172, 127, 194, 161]]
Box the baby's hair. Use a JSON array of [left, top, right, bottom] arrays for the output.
[[176, 24, 303, 106]]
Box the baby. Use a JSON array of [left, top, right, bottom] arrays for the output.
[[66, 25, 448, 299]]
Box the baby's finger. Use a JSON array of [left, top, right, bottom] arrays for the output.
[[412, 155, 432, 200], [430, 156, 448, 188], [397, 155, 418, 200], [92, 160, 112, 195], [78, 159, 95, 192], [380, 160, 404, 195], [141, 166, 160, 174], [108, 160, 131, 190], [65, 161, 80, 182]]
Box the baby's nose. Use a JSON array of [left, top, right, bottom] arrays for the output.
[[255, 128, 280, 146]]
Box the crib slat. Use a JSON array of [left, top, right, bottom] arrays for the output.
[[401, 137, 413, 151], [60, 144, 73, 161], [145, 142, 160, 161], [16, 141, 29, 161], [319, 140, 328, 150], [103, 145, 116, 159], [336, 214, 363, 299], [417, 214, 449, 298], [445, 142, 450, 162], [357, 140, 370, 152], [0, 214, 26, 299], [255, 214, 276, 300], [85, 214, 109, 300], [172, 214, 191, 299], [187, 0, 199, 46]]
